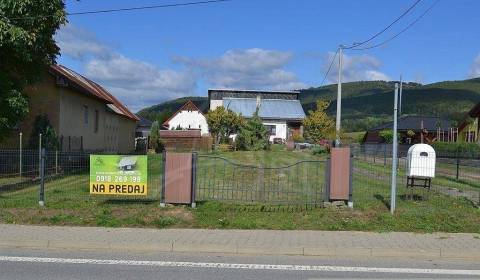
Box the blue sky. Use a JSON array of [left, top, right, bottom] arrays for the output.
[[56, 0, 480, 111]]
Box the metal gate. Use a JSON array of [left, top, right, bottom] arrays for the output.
[[195, 155, 326, 205]]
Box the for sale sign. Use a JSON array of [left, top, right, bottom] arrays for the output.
[[89, 155, 148, 195]]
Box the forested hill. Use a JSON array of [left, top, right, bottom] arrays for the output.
[[137, 78, 480, 132]]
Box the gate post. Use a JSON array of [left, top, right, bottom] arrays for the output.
[[160, 150, 166, 207], [191, 152, 197, 208]]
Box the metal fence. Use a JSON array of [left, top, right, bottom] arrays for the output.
[[1, 146, 479, 209], [195, 155, 325, 205], [0, 149, 162, 207], [351, 145, 480, 209]]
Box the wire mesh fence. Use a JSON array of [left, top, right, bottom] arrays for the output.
[[0, 149, 163, 207], [195, 155, 326, 205], [351, 145, 480, 209]]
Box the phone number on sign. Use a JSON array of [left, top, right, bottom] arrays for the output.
[[95, 175, 142, 183]]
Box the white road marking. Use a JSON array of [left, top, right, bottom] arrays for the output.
[[0, 256, 479, 276]]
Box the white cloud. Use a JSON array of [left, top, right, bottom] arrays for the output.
[[56, 24, 197, 111], [85, 54, 196, 112], [469, 53, 480, 78], [56, 24, 109, 60], [57, 25, 306, 111], [324, 52, 390, 83], [177, 48, 305, 90]]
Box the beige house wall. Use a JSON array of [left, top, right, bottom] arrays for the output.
[[1, 71, 137, 153]]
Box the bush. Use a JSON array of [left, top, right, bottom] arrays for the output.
[[218, 143, 232, 152], [311, 145, 328, 155], [292, 135, 305, 143]]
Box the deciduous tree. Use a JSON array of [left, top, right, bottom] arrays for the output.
[[206, 106, 244, 149], [0, 0, 66, 139], [303, 100, 335, 143]]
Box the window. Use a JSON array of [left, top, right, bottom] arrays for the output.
[[265, 125, 276, 136], [94, 110, 99, 133], [83, 105, 88, 126]]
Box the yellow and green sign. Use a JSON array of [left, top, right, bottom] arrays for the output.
[[89, 155, 148, 195]]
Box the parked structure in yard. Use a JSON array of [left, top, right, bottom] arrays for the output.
[[364, 116, 456, 144], [208, 89, 306, 142], [162, 100, 209, 135], [0, 65, 138, 153], [459, 102, 479, 143]]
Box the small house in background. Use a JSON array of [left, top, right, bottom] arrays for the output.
[[458, 102, 479, 143], [208, 89, 306, 142], [162, 100, 209, 135], [135, 116, 153, 138], [364, 116, 455, 144]]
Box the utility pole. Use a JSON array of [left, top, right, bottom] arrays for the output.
[[399, 75, 403, 116], [391, 83, 399, 215], [335, 46, 343, 147]]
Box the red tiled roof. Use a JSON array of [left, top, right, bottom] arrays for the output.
[[162, 100, 204, 127], [49, 64, 139, 121]]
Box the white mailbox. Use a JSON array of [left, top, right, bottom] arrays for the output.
[[406, 144, 436, 178]]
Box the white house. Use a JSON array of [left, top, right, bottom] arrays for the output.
[[208, 89, 306, 142], [162, 100, 209, 135]]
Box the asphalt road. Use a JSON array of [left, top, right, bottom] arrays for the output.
[[0, 247, 479, 279]]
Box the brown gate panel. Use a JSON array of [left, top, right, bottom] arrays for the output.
[[330, 147, 351, 200], [164, 153, 192, 204]]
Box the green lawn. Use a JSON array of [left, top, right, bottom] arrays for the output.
[[0, 148, 479, 233]]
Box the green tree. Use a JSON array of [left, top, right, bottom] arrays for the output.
[[0, 1, 67, 139], [28, 114, 58, 150], [236, 109, 269, 151], [149, 121, 162, 152], [303, 100, 335, 143], [206, 106, 244, 149], [379, 129, 400, 144]]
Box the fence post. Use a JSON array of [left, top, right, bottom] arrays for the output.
[[384, 143, 387, 166], [38, 133, 42, 177], [191, 152, 197, 208], [456, 154, 460, 180], [19, 132, 22, 179], [160, 150, 166, 207], [55, 149, 59, 174], [39, 148, 46, 207], [324, 157, 331, 203]]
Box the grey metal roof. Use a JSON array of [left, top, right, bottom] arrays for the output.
[[223, 98, 306, 120]]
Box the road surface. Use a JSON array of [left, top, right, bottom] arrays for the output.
[[1, 247, 479, 279]]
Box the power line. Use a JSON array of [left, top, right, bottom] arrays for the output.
[[6, 0, 232, 20], [343, 0, 423, 49], [320, 48, 339, 87], [350, 0, 439, 51]]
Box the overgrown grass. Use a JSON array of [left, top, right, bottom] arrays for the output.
[[0, 149, 479, 233]]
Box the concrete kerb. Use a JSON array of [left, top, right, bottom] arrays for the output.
[[1, 240, 479, 261]]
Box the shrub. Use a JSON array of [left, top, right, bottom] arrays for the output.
[[432, 142, 480, 157], [311, 145, 328, 155], [292, 135, 305, 143], [218, 143, 232, 152], [236, 109, 269, 151], [379, 129, 400, 144]]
